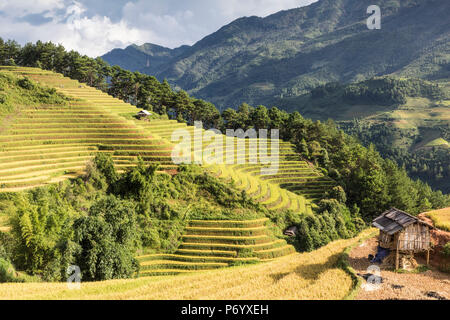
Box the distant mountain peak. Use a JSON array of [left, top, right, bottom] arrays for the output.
[[102, 0, 450, 109]]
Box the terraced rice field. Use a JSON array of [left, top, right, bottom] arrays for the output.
[[139, 122, 334, 213], [0, 229, 375, 300], [1, 67, 334, 214], [136, 218, 295, 276], [424, 207, 450, 231], [0, 67, 336, 275], [0, 67, 176, 191]]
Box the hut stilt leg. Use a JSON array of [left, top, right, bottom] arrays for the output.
[[395, 249, 399, 270], [395, 234, 400, 270], [426, 249, 430, 266]]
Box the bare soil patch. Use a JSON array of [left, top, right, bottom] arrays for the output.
[[349, 237, 450, 300]]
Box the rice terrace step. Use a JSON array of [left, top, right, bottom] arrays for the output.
[[136, 218, 295, 277], [0, 67, 333, 217]]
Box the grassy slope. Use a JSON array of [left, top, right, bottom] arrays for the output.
[[424, 207, 450, 231], [0, 229, 375, 300]]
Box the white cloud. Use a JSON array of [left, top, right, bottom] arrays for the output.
[[0, 0, 65, 16], [121, 0, 318, 48], [0, 1, 151, 57], [0, 0, 318, 57]]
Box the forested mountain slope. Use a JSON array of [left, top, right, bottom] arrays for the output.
[[102, 0, 450, 110], [274, 76, 450, 193]]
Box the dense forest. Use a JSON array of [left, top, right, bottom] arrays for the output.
[[276, 77, 448, 115], [1, 39, 449, 282], [345, 122, 450, 194], [273, 77, 450, 193]]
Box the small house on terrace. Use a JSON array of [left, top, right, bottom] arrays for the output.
[[372, 208, 433, 269], [137, 110, 151, 120]]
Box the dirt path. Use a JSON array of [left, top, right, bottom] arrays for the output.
[[349, 237, 450, 300]]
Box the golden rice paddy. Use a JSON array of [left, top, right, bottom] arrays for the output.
[[0, 229, 374, 300], [425, 207, 450, 231]]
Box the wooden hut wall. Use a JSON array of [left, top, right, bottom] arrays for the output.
[[379, 231, 393, 248], [397, 223, 430, 251]]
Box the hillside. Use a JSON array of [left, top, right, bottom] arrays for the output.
[[101, 0, 450, 110], [269, 76, 450, 193], [0, 67, 177, 191], [0, 67, 370, 283], [0, 67, 335, 216], [0, 67, 448, 293], [0, 228, 375, 300], [273, 77, 449, 120], [102, 43, 190, 76]]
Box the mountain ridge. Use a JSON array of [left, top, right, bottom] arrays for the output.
[[101, 0, 450, 110]]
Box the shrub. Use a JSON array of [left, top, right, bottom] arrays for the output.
[[9, 190, 74, 280], [443, 242, 450, 258], [17, 77, 35, 90], [73, 195, 139, 281], [0, 257, 21, 283], [295, 201, 363, 252], [0, 231, 14, 262], [93, 153, 118, 186]]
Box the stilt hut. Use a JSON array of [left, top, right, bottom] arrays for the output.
[[137, 110, 151, 120], [372, 208, 434, 269]]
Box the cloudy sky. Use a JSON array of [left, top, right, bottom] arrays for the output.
[[0, 0, 317, 57]]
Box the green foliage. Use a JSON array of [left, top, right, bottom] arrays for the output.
[[9, 189, 75, 281], [92, 153, 118, 186], [73, 195, 139, 281], [0, 73, 70, 116], [295, 201, 365, 252], [443, 242, 450, 258], [0, 231, 13, 260], [328, 186, 347, 204], [0, 257, 20, 283], [114, 158, 159, 200]]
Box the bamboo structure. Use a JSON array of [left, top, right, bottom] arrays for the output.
[[372, 208, 433, 269]]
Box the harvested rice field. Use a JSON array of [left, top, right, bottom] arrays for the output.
[[349, 237, 450, 300], [0, 229, 375, 300]]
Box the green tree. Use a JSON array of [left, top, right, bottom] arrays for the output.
[[73, 196, 139, 281]]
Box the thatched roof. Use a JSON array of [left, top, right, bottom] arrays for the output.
[[372, 208, 433, 235]]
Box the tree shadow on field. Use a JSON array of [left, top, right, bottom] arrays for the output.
[[270, 272, 290, 282], [292, 253, 342, 281], [268, 253, 343, 283], [347, 255, 371, 272]]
